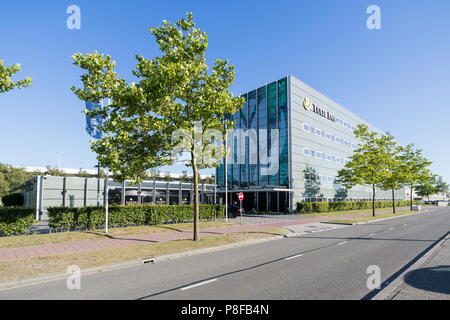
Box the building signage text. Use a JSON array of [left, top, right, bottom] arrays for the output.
[[303, 98, 336, 123]]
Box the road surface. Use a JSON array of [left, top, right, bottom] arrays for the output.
[[1, 207, 449, 300]]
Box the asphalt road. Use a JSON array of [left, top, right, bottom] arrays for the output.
[[1, 207, 449, 300]]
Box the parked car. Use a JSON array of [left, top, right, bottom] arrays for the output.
[[227, 205, 244, 218]]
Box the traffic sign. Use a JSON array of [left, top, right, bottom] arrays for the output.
[[238, 192, 244, 201]]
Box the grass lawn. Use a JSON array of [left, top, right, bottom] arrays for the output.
[[328, 210, 417, 224], [0, 220, 237, 249], [0, 227, 286, 283]]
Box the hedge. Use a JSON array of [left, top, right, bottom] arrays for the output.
[[48, 204, 225, 230], [296, 200, 421, 214], [0, 208, 36, 236], [2, 193, 24, 207]]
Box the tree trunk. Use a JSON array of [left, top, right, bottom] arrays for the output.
[[372, 184, 376, 217], [392, 188, 396, 214], [191, 151, 199, 241]]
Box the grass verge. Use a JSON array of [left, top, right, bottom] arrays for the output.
[[0, 221, 237, 249], [328, 211, 417, 224], [0, 227, 286, 283], [301, 206, 417, 218]]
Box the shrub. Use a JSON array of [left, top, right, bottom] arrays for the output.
[[47, 204, 225, 230], [0, 208, 35, 236], [2, 193, 24, 207], [296, 200, 418, 214]]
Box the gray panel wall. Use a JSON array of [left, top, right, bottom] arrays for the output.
[[289, 75, 404, 203]]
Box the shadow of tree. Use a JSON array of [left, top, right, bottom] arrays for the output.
[[404, 265, 450, 295]]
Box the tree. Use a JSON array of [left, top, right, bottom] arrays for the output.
[[0, 60, 32, 93], [0, 171, 9, 200], [302, 166, 323, 201], [335, 124, 391, 217], [71, 13, 244, 240], [435, 176, 449, 201], [379, 132, 403, 213], [398, 144, 433, 210], [415, 174, 438, 201]]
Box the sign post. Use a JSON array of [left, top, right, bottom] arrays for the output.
[[238, 192, 244, 224]]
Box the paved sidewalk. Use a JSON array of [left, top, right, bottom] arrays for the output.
[[0, 206, 416, 262], [389, 235, 450, 300]]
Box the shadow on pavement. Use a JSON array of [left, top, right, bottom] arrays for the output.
[[404, 266, 450, 295]]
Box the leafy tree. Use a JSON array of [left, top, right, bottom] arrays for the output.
[[435, 176, 449, 201], [379, 132, 403, 213], [335, 124, 391, 217], [398, 144, 433, 210], [71, 13, 244, 240], [302, 166, 323, 200], [415, 174, 438, 201], [0, 60, 32, 93], [0, 171, 9, 199]]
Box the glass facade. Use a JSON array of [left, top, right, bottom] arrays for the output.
[[248, 90, 258, 186], [257, 86, 267, 186], [217, 77, 290, 212]]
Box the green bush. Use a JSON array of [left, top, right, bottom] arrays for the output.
[[0, 208, 35, 236], [48, 204, 225, 230], [296, 200, 420, 214], [2, 193, 24, 207]]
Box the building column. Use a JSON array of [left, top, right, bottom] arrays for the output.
[[178, 182, 182, 205]]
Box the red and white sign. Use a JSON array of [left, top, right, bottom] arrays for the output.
[[238, 192, 244, 201]]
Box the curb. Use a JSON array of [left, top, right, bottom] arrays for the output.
[[0, 234, 285, 292], [371, 231, 449, 300], [320, 210, 430, 227]]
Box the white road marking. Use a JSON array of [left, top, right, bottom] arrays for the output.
[[180, 279, 218, 291], [389, 228, 395, 231], [367, 233, 376, 237], [337, 241, 349, 246], [285, 254, 303, 261]]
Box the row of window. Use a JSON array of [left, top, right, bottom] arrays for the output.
[[334, 116, 356, 131], [303, 148, 349, 165], [303, 123, 357, 150], [305, 172, 336, 183]]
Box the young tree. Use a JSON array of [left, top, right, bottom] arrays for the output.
[[435, 176, 449, 201], [0, 60, 32, 93], [335, 124, 391, 217], [398, 144, 433, 210], [415, 174, 438, 201], [71, 13, 244, 240], [379, 133, 403, 213]]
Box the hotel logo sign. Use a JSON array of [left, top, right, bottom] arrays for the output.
[[303, 98, 336, 123]]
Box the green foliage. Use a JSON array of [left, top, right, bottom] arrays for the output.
[[0, 208, 35, 236], [296, 201, 419, 214], [47, 204, 225, 230], [0, 163, 36, 197], [71, 13, 244, 240], [0, 59, 32, 93], [2, 193, 24, 207], [435, 176, 449, 199]]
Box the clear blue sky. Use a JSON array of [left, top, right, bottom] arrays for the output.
[[1, 0, 449, 182]]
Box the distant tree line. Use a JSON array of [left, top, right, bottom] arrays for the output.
[[335, 124, 448, 216]]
